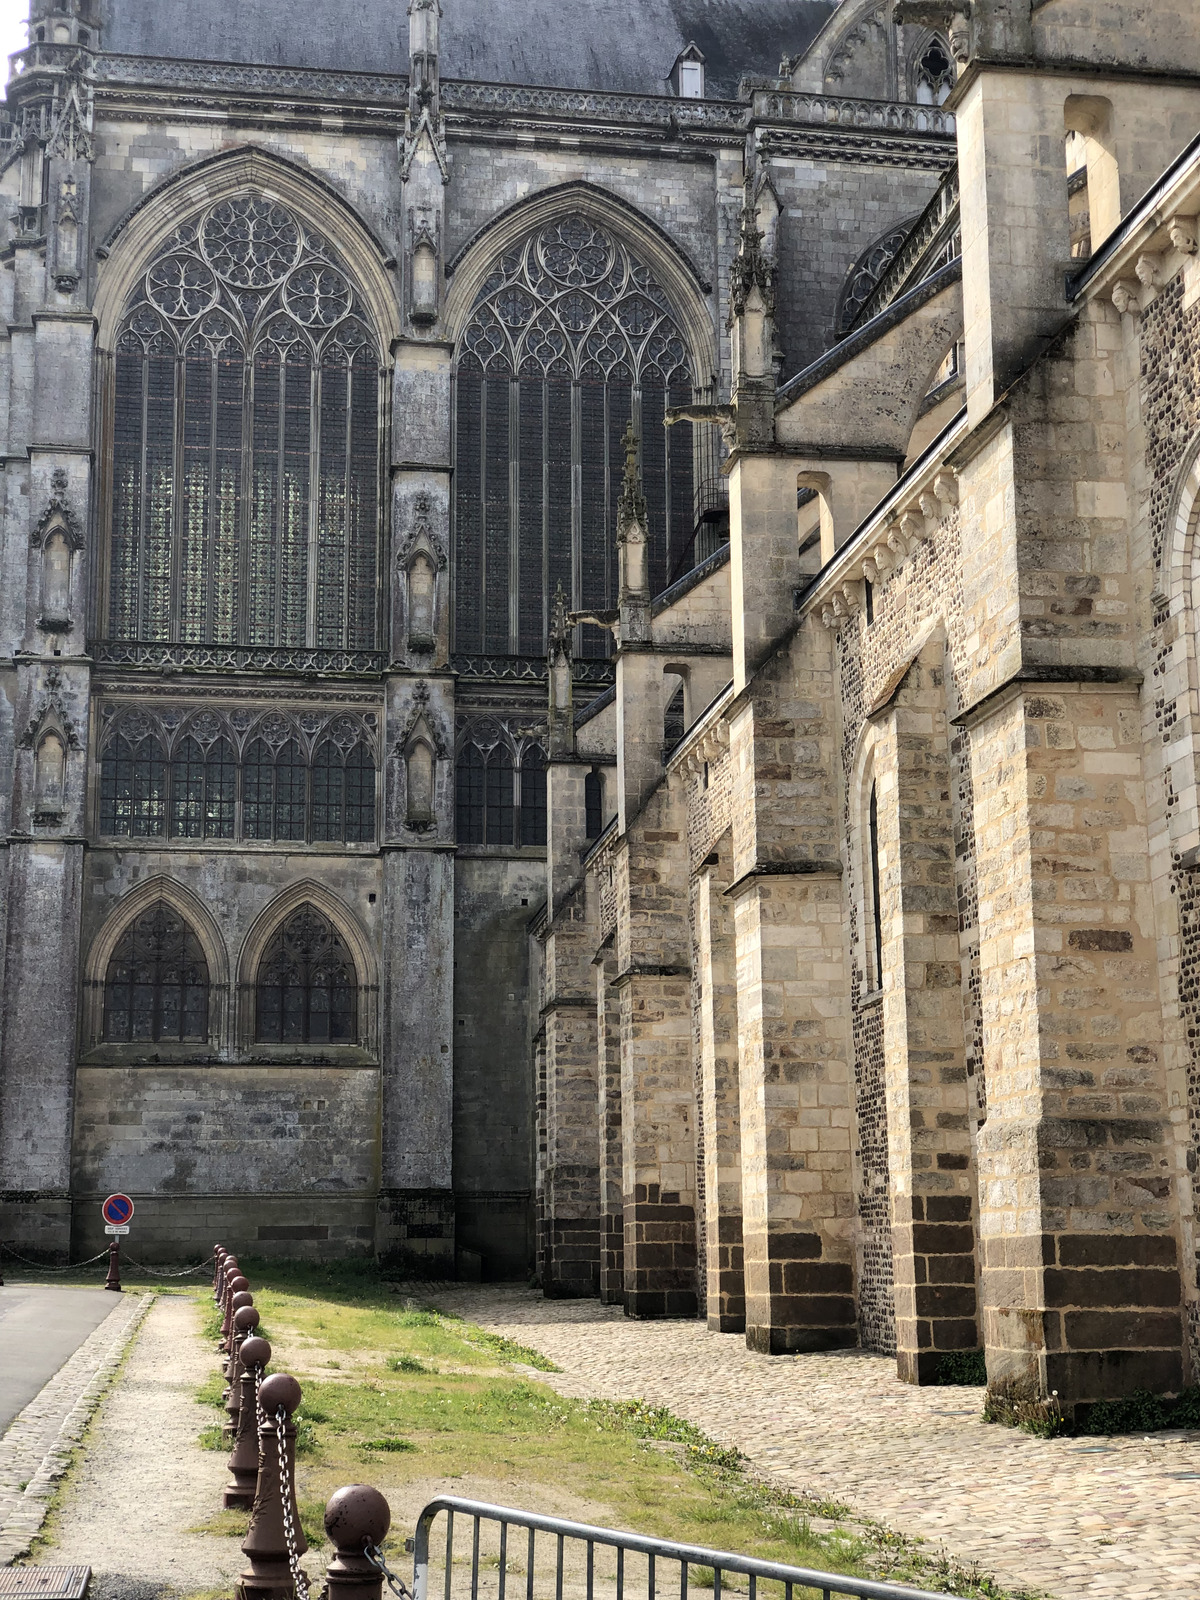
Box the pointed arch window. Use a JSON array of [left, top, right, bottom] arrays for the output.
[[914, 37, 955, 105], [456, 739, 547, 846], [103, 902, 210, 1043], [519, 743, 547, 846], [454, 212, 698, 660], [108, 194, 382, 653], [255, 904, 357, 1044]]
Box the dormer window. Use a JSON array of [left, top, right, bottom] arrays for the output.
[[669, 43, 705, 100]]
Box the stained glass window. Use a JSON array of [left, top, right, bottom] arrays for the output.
[[255, 904, 357, 1045], [584, 769, 604, 839], [456, 744, 486, 844], [455, 213, 696, 659], [103, 902, 209, 1043], [99, 734, 167, 837], [108, 195, 382, 650], [519, 744, 547, 847]]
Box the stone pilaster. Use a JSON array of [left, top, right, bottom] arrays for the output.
[[969, 683, 1184, 1411], [695, 856, 745, 1331], [875, 636, 980, 1383], [595, 941, 624, 1304]]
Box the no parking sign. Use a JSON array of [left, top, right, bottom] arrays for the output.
[[102, 1193, 134, 1233]]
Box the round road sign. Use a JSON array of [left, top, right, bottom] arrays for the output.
[[102, 1193, 134, 1227]]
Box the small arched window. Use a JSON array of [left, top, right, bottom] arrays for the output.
[[585, 769, 604, 839], [256, 905, 357, 1044], [104, 902, 210, 1043], [914, 37, 955, 105]]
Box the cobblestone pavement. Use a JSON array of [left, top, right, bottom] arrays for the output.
[[0, 1289, 152, 1566], [426, 1286, 1200, 1600], [30, 1293, 246, 1599]]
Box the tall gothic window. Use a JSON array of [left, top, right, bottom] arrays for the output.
[[255, 905, 357, 1044], [454, 213, 697, 660], [108, 194, 382, 653], [103, 902, 210, 1043]]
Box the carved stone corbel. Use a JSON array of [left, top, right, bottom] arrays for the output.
[[1169, 215, 1198, 256], [1111, 279, 1142, 315], [933, 469, 959, 507]]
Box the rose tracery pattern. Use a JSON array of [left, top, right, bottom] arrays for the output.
[[109, 192, 381, 656]]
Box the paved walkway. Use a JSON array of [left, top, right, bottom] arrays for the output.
[[29, 1293, 245, 1600], [427, 1286, 1200, 1600], [0, 1288, 152, 1566], [0, 1286, 124, 1433]]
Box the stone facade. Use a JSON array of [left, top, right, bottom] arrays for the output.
[[532, 0, 1200, 1420], [0, 0, 957, 1270]]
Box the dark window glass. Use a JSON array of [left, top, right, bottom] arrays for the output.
[[103, 902, 209, 1043], [243, 739, 274, 840], [108, 194, 379, 650], [255, 904, 357, 1045], [205, 738, 237, 839], [344, 744, 376, 842], [868, 781, 884, 990], [100, 736, 167, 838], [456, 744, 486, 843], [486, 746, 515, 846], [274, 741, 307, 841], [585, 769, 603, 839], [520, 744, 547, 846], [311, 741, 343, 843], [170, 736, 205, 838]]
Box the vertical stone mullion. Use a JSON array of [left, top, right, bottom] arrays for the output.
[[542, 911, 601, 1297], [696, 856, 745, 1331]]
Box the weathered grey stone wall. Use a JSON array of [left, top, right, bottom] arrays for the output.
[[454, 855, 543, 1277]]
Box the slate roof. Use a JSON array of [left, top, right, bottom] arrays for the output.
[[101, 0, 838, 99]]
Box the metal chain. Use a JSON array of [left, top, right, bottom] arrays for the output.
[[364, 1543, 414, 1600], [274, 1405, 311, 1600], [0, 1244, 110, 1272], [122, 1254, 216, 1278]]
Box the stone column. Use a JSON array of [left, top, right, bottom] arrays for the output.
[[595, 941, 624, 1304], [875, 637, 979, 1383], [969, 682, 1184, 1411], [617, 785, 698, 1318], [541, 896, 601, 1297], [695, 857, 744, 1331]]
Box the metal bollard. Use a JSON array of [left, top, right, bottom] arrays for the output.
[[225, 1304, 260, 1438], [323, 1485, 391, 1600], [235, 1371, 306, 1600], [225, 1290, 256, 1378], [216, 1250, 234, 1306], [104, 1237, 122, 1293], [224, 1334, 271, 1512], [221, 1273, 249, 1351]]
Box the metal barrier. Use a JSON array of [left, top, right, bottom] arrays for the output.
[[411, 1497, 956, 1600]]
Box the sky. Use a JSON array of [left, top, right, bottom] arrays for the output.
[[0, 0, 27, 80]]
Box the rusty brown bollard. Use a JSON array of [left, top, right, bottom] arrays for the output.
[[221, 1273, 249, 1351], [104, 1237, 122, 1293], [225, 1304, 260, 1438], [216, 1250, 234, 1305], [235, 1371, 306, 1600], [323, 1485, 391, 1600], [224, 1333, 271, 1512], [225, 1290, 256, 1378]]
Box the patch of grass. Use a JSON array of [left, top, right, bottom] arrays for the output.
[[198, 1422, 227, 1452], [387, 1353, 428, 1373], [197, 1370, 227, 1410], [186, 1277, 1036, 1600], [935, 1350, 988, 1387]]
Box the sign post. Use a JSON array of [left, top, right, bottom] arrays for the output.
[[101, 1195, 134, 1292]]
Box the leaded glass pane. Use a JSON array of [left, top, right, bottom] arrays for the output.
[[108, 193, 381, 652], [344, 744, 376, 843], [255, 905, 357, 1044], [454, 212, 697, 656], [456, 744, 485, 844], [485, 745, 514, 846], [99, 735, 167, 838], [520, 744, 547, 847], [205, 737, 237, 839], [103, 902, 209, 1043], [169, 735, 205, 838], [311, 741, 343, 843], [243, 738, 274, 840], [274, 740, 307, 841]]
